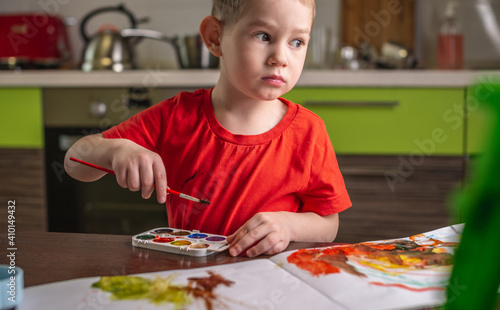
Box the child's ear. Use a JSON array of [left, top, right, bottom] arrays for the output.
[[199, 16, 223, 57]]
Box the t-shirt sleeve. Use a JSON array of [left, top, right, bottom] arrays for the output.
[[297, 121, 352, 216], [102, 99, 169, 153]]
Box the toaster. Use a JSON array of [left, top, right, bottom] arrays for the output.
[[0, 14, 72, 69]]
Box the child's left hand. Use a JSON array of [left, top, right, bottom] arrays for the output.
[[226, 212, 292, 257]]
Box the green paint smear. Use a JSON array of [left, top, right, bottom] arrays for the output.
[[92, 275, 191, 308]]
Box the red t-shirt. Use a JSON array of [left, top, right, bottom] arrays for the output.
[[103, 88, 351, 235]]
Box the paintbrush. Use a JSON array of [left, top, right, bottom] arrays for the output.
[[69, 157, 210, 204]]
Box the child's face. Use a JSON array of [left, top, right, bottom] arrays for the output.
[[218, 0, 313, 101]]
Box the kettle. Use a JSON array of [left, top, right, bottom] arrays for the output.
[[80, 4, 140, 72], [80, 4, 219, 72]]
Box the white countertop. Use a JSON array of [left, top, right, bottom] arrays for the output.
[[0, 69, 494, 88]]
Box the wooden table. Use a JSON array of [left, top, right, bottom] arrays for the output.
[[4, 232, 497, 310], [0, 232, 334, 287]]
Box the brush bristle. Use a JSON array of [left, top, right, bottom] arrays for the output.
[[200, 200, 211, 205]]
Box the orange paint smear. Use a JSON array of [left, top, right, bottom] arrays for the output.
[[369, 281, 446, 292], [287, 238, 455, 281], [287, 249, 341, 276]]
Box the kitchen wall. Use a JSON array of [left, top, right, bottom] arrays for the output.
[[416, 0, 500, 69], [0, 0, 341, 69], [5, 0, 500, 70]]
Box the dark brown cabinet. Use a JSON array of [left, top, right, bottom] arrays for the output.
[[335, 155, 464, 243], [0, 149, 47, 232]]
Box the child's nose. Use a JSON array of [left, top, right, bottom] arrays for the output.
[[267, 43, 288, 68]]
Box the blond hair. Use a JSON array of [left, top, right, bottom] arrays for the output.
[[212, 0, 316, 26]]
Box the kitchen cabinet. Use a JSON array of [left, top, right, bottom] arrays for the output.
[[334, 155, 463, 243], [0, 88, 44, 148], [0, 74, 478, 240], [466, 84, 498, 154], [283, 87, 465, 243], [284, 88, 465, 155], [0, 88, 47, 232]]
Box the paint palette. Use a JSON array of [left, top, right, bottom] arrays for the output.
[[131, 227, 229, 257]]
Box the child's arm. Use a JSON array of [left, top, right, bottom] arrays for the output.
[[226, 212, 339, 257], [64, 133, 168, 204]]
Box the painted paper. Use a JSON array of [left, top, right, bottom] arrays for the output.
[[19, 259, 340, 310], [270, 224, 463, 310], [18, 225, 463, 310]]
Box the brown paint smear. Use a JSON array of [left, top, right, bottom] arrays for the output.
[[186, 271, 235, 310]]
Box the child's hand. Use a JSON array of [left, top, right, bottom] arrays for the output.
[[227, 212, 292, 257], [111, 142, 168, 204]]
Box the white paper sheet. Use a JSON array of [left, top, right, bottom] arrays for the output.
[[18, 259, 343, 310]]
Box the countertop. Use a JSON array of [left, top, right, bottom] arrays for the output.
[[0, 69, 494, 88]]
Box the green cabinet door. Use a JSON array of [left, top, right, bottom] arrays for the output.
[[466, 83, 498, 154], [0, 88, 43, 148], [283, 88, 465, 155]]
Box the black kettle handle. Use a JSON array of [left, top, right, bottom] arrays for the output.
[[80, 4, 137, 43]]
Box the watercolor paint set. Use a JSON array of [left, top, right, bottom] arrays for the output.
[[131, 227, 229, 256]]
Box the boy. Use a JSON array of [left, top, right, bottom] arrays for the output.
[[64, 0, 351, 257]]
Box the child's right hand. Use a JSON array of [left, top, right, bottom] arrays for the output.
[[111, 141, 168, 204], [65, 134, 168, 204]]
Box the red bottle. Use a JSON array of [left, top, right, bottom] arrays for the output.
[[437, 1, 463, 70]]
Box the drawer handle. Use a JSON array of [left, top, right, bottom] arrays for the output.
[[304, 100, 399, 107], [341, 167, 398, 176]]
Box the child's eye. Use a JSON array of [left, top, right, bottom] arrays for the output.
[[255, 32, 270, 41], [290, 39, 305, 48]]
